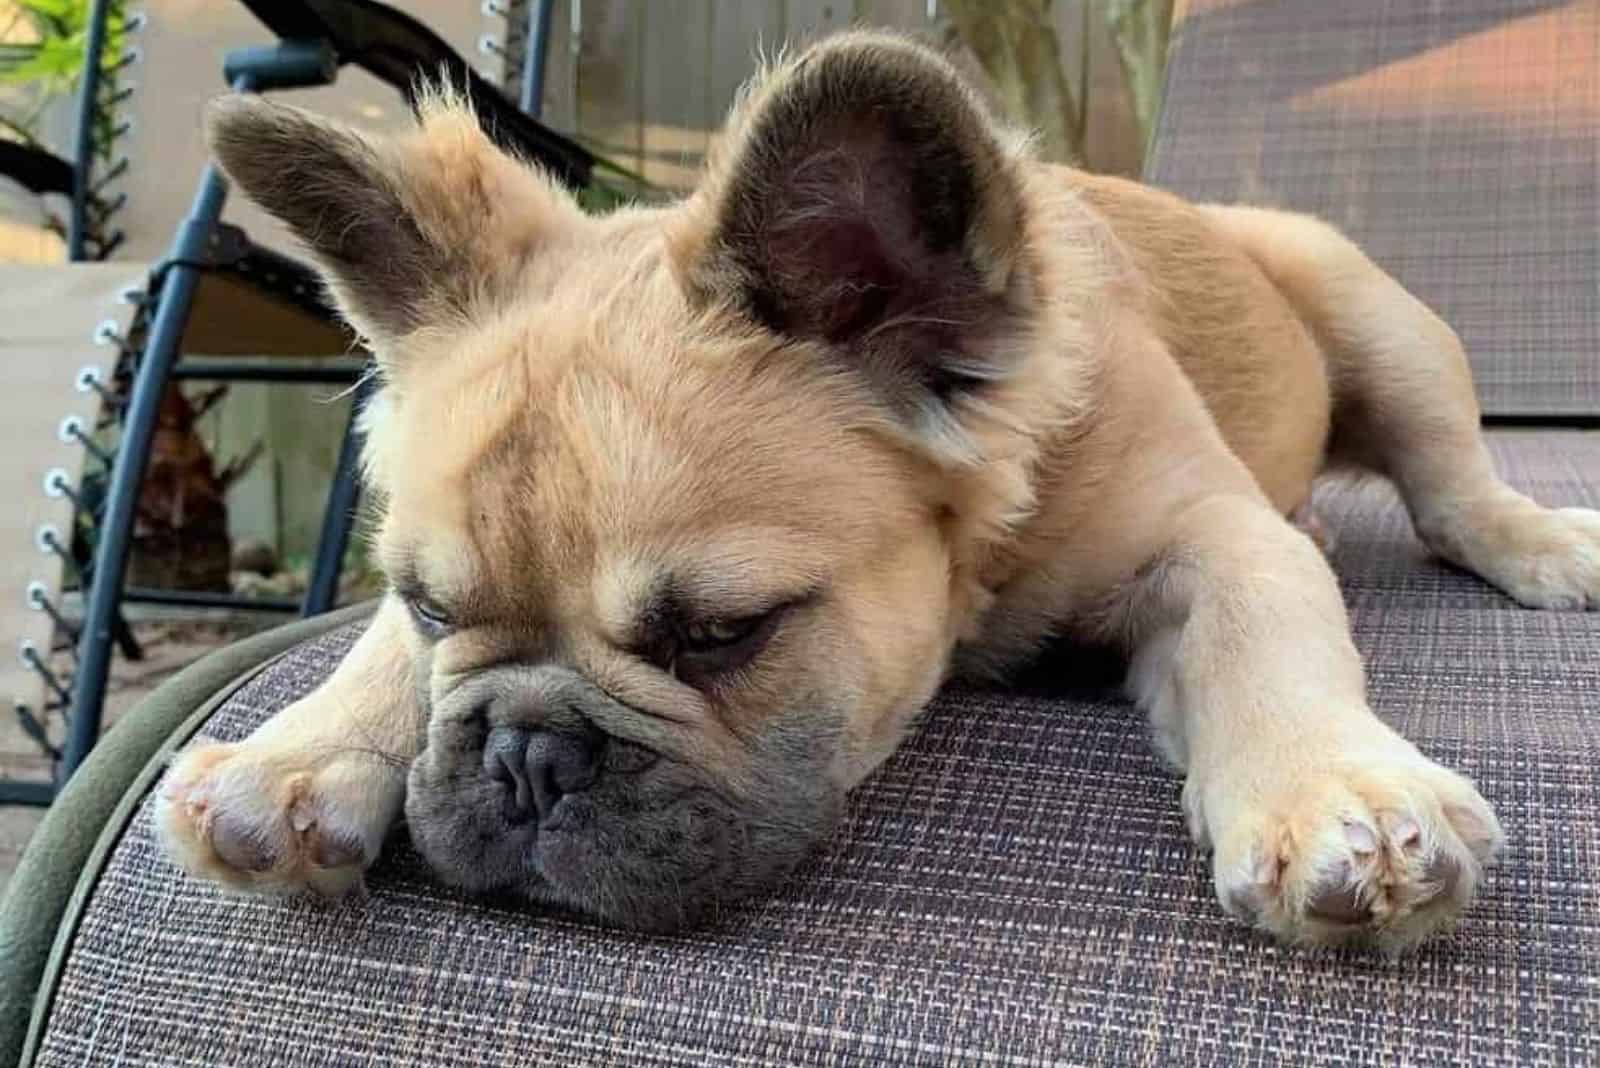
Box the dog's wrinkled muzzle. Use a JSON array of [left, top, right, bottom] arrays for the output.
[[402, 663, 844, 931]]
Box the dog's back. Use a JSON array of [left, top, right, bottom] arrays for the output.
[[1051, 168, 1333, 513]]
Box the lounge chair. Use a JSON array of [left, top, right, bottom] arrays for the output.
[[4, 1, 1595, 1063]]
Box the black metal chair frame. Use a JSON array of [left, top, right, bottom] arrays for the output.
[[9, 0, 592, 797], [0, 0, 140, 804], [65, 0, 137, 261]]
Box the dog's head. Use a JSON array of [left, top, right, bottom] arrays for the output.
[[210, 32, 1056, 929]]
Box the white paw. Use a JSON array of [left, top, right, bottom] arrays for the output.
[[1428, 502, 1600, 610], [1190, 746, 1504, 951], [1497, 507, 1600, 609], [155, 736, 403, 896]]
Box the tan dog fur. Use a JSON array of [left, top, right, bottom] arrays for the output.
[[157, 33, 1600, 950]]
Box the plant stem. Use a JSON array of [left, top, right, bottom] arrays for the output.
[[943, 0, 1084, 164], [1103, 0, 1174, 160], [0, 107, 44, 147]]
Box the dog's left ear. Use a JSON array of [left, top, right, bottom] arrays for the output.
[[672, 32, 1033, 459]]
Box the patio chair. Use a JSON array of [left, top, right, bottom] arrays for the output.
[[0, 263, 145, 808], [8, 0, 596, 802], [4, 1, 1597, 1064], [1, 0, 145, 807]]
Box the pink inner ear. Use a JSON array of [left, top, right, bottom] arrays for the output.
[[716, 94, 1025, 424], [771, 215, 900, 342], [753, 117, 937, 344]]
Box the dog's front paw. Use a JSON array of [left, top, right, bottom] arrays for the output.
[[1190, 747, 1504, 951], [155, 730, 403, 896], [1427, 501, 1600, 610]]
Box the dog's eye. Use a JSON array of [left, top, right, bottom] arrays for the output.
[[682, 615, 763, 651], [403, 593, 454, 636], [669, 607, 787, 684]]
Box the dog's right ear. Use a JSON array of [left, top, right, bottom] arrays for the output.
[[207, 92, 579, 363]]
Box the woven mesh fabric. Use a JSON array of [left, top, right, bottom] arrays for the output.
[[33, 432, 1600, 1067], [1149, 0, 1600, 416]]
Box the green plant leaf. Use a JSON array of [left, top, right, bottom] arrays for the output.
[[21, 0, 77, 17], [0, 33, 80, 85], [0, 0, 127, 124]]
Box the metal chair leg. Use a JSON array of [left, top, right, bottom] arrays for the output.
[[67, 0, 116, 262], [301, 377, 371, 617], [519, 0, 555, 119], [55, 46, 352, 785], [60, 156, 243, 785], [112, 610, 144, 660], [0, 780, 54, 806]]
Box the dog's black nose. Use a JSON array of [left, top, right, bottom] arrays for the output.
[[483, 724, 601, 823]]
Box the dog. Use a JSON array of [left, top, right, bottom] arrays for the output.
[[156, 32, 1600, 951]]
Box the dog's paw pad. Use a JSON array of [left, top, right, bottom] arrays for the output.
[[209, 807, 282, 873], [155, 741, 375, 895]]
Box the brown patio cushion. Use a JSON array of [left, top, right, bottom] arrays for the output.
[[26, 431, 1600, 1067], [1148, 0, 1600, 417]]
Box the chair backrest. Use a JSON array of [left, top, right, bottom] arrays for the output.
[[236, 0, 595, 190], [1145, 0, 1600, 418], [0, 144, 75, 199]]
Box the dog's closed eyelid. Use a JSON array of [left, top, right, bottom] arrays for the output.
[[619, 589, 797, 668], [386, 549, 475, 624], [668, 585, 824, 626], [392, 577, 445, 613], [389, 569, 461, 635]]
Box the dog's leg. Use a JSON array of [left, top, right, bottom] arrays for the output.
[[1210, 205, 1600, 609], [1126, 495, 1503, 950], [155, 597, 423, 895]]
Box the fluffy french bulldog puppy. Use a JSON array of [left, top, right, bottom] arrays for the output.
[[157, 32, 1600, 950]]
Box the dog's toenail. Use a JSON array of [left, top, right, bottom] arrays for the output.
[[1250, 846, 1282, 890], [1344, 820, 1378, 855], [1224, 884, 1261, 922], [1422, 851, 1462, 895], [1381, 813, 1422, 851]]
